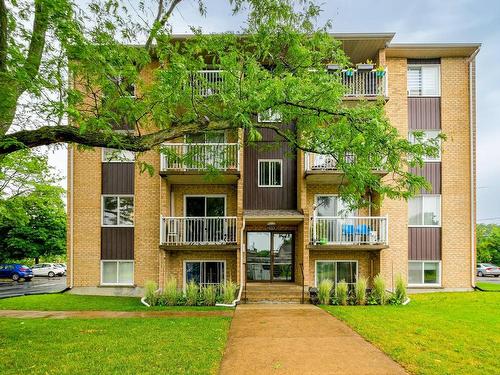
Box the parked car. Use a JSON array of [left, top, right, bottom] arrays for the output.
[[32, 263, 65, 277], [0, 264, 34, 281], [55, 263, 67, 274], [477, 263, 500, 277]]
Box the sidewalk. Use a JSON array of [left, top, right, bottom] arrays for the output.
[[219, 304, 407, 375], [0, 309, 233, 319]]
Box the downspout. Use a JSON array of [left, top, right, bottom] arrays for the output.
[[467, 47, 480, 288], [69, 145, 74, 289], [216, 217, 245, 307]]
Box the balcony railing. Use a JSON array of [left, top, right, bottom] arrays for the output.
[[160, 216, 237, 245], [190, 69, 387, 98], [305, 152, 355, 171], [310, 216, 388, 246], [160, 143, 240, 171], [340, 69, 387, 97]]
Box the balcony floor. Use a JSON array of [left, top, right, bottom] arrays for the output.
[[308, 244, 388, 251], [160, 243, 238, 251], [159, 170, 240, 184], [304, 170, 387, 184]]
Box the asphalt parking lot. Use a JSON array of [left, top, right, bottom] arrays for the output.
[[476, 276, 500, 284], [0, 276, 67, 298]]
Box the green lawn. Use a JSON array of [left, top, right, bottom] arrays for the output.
[[0, 316, 230, 374], [0, 294, 230, 311], [476, 281, 500, 291], [323, 292, 499, 375]]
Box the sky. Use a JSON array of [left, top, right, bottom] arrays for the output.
[[49, 0, 500, 223]]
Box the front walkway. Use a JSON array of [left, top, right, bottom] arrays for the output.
[[219, 304, 406, 375]]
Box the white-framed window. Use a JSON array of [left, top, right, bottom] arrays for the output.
[[258, 159, 282, 187], [102, 148, 135, 162], [101, 260, 134, 285], [408, 261, 441, 286], [183, 260, 226, 290], [408, 130, 441, 162], [102, 195, 134, 227], [315, 260, 358, 287], [407, 65, 440, 97], [257, 109, 282, 123], [408, 195, 441, 227]]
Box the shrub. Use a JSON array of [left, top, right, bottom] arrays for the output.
[[372, 274, 387, 305], [392, 274, 407, 305], [144, 280, 159, 306], [162, 278, 181, 306], [202, 285, 217, 306], [335, 280, 348, 306], [318, 279, 333, 305], [185, 280, 199, 306], [223, 281, 238, 304], [354, 277, 368, 305]]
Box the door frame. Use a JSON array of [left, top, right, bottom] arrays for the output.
[[183, 194, 227, 217], [246, 230, 295, 283]]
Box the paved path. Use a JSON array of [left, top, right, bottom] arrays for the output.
[[0, 309, 233, 319], [219, 304, 406, 375]]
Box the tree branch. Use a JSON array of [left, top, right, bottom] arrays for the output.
[[23, 0, 49, 83], [0, 0, 7, 71], [145, 0, 183, 52]]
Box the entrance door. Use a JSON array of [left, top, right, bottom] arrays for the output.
[[185, 196, 225, 243], [246, 232, 293, 282]]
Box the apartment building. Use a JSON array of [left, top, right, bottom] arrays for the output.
[[67, 33, 479, 300]]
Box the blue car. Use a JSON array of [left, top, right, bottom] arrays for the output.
[[0, 264, 34, 282]]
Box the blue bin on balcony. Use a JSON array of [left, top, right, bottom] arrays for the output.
[[342, 224, 355, 242]]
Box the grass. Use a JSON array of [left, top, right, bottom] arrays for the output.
[[0, 294, 231, 311], [0, 316, 230, 374], [476, 281, 500, 291], [323, 292, 499, 375]]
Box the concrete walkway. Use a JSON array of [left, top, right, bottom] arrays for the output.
[[0, 309, 233, 319], [219, 304, 407, 375]]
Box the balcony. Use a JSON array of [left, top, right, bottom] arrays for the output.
[[160, 143, 240, 184], [304, 152, 386, 184], [309, 216, 388, 250], [160, 216, 238, 249], [190, 69, 387, 98]]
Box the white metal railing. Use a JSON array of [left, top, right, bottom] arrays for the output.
[[304, 152, 355, 171], [160, 143, 240, 171], [160, 216, 237, 245], [189, 70, 224, 96], [310, 216, 388, 245], [340, 69, 387, 97]]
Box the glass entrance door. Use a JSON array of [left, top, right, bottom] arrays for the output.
[[246, 232, 293, 282]]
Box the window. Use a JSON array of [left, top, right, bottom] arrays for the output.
[[257, 109, 282, 123], [102, 148, 135, 162], [315, 261, 358, 286], [258, 160, 282, 187], [184, 261, 225, 288], [407, 65, 440, 96], [102, 196, 134, 226], [408, 195, 441, 226], [408, 130, 441, 162], [101, 260, 134, 285], [408, 261, 441, 286]]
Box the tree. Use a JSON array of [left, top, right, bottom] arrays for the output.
[[476, 224, 500, 265], [0, 0, 440, 207]]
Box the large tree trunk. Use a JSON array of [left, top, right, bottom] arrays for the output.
[[0, 77, 19, 135]]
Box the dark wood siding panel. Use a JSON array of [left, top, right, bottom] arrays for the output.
[[408, 97, 441, 130], [407, 58, 441, 65], [101, 227, 134, 260], [102, 163, 135, 194], [410, 162, 441, 194], [408, 227, 441, 260], [244, 142, 297, 210]]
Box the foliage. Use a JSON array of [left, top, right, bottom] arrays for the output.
[[185, 280, 200, 306], [476, 224, 500, 265], [223, 281, 238, 304], [0, 0, 440, 209], [323, 292, 500, 375], [202, 285, 217, 306], [390, 275, 407, 305], [475, 282, 500, 291], [144, 280, 159, 306], [161, 278, 181, 306], [354, 277, 367, 305], [372, 274, 388, 305], [335, 280, 349, 306], [318, 279, 333, 305]]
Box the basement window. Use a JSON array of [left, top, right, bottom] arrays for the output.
[[184, 261, 225, 289], [101, 260, 134, 285], [408, 261, 441, 286]]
